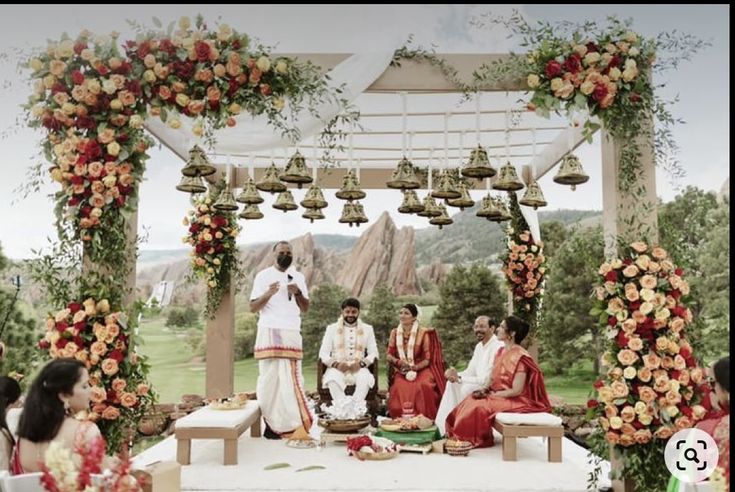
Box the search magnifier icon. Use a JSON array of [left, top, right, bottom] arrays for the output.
[[684, 448, 699, 464]]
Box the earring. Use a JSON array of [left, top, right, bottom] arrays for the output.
[[63, 399, 72, 416]]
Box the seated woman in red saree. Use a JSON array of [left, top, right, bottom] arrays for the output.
[[445, 315, 551, 447], [386, 303, 446, 420], [696, 356, 729, 490]]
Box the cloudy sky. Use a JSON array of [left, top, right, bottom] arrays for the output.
[[0, 4, 728, 260]]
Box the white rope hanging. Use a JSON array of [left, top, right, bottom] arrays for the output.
[[475, 92, 482, 146], [348, 131, 354, 171], [311, 136, 318, 181], [428, 148, 434, 191], [248, 153, 255, 180], [401, 91, 408, 156], [459, 130, 465, 166], [443, 112, 450, 170], [408, 131, 414, 161], [504, 108, 511, 163]]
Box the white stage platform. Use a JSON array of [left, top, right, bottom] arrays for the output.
[[134, 427, 611, 492]]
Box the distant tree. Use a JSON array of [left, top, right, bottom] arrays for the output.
[[538, 226, 605, 375], [300, 284, 349, 361], [234, 312, 258, 360], [165, 306, 199, 329], [0, 243, 38, 383], [431, 264, 505, 367], [363, 284, 399, 360], [539, 220, 569, 258]]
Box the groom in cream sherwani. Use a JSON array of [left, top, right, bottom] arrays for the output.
[[319, 297, 378, 402]]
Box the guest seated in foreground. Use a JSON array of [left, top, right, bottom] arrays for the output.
[[696, 356, 729, 490], [386, 303, 446, 420], [445, 315, 551, 447], [12, 358, 102, 474], [0, 376, 21, 471]]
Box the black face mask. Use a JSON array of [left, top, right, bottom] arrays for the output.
[[277, 254, 292, 270]]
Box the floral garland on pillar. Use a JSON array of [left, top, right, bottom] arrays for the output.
[[501, 193, 547, 333], [585, 241, 710, 490], [39, 296, 153, 453], [183, 184, 241, 318], [22, 15, 353, 449]]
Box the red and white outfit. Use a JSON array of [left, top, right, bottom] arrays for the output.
[[250, 266, 313, 435]]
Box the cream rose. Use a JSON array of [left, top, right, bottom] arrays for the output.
[[638, 386, 657, 403], [617, 349, 638, 366], [611, 380, 630, 398], [526, 73, 540, 88], [623, 366, 637, 379], [101, 358, 119, 376], [609, 416, 623, 430], [637, 367, 652, 382], [120, 392, 138, 408], [651, 247, 668, 260], [639, 275, 657, 290], [630, 242, 648, 253], [622, 265, 639, 278], [638, 413, 653, 426]]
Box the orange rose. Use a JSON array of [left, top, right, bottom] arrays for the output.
[[637, 367, 653, 382], [611, 381, 630, 399], [617, 349, 638, 366], [642, 352, 661, 369], [619, 434, 635, 447], [92, 403, 107, 414], [653, 425, 674, 440], [624, 284, 639, 302], [635, 255, 651, 271], [90, 386, 106, 403], [90, 341, 107, 357], [654, 375, 671, 393], [620, 423, 636, 436], [661, 356, 675, 370], [599, 417, 610, 431], [136, 383, 150, 396], [675, 416, 692, 430], [627, 337, 643, 352], [608, 297, 626, 314], [112, 378, 127, 392], [120, 392, 138, 408], [677, 369, 690, 386], [630, 242, 648, 253], [632, 310, 647, 324], [605, 405, 619, 419], [639, 386, 657, 403], [656, 336, 670, 352], [605, 431, 620, 445], [651, 247, 668, 260], [102, 406, 120, 420], [620, 406, 636, 423], [106, 323, 120, 338], [665, 389, 682, 405], [621, 318, 637, 335], [633, 429, 652, 444], [101, 358, 119, 376], [669, 318, 685, 333], [639, 275, 657, 290], [690, 367, 703, 384], [622, 265, 639, 278]]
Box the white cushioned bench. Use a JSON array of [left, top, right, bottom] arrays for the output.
[[174, 400, 261, 466], [494, 412, 564, 462]]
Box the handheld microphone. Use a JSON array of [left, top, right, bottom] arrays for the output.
[[287, 274, 294, 301]]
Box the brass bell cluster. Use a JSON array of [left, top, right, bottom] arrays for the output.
[[386, 157, 421, 190], [176, 145, 215, 194], [492, 162, 525, 192], [397, 190, 425, 214], [236, 177, 265, 220], [256, 163, 287, 194], [447, 178, 474, 211], [476, 194, 511, 222], [553, 153, 589, 191], [461, 145, 497, 180], [280, 150, 313, 189], [431, 170, 461, 200], [429, 204, 453, 229], [338, 202, 368, 228], [519, 180, 547, 210], [300, 184, 328, 223]]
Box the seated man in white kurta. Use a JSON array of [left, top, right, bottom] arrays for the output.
[[435, 315, 503, 435], [319, 297, 378, 402]]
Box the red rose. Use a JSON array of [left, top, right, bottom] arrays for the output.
[[623, 258, 633, 266], [585, 42, 599, 53], [80, 206, 92, 218], [671, 306, 687, 318], [679, 347, 691, 359], [562, 54, 582, 74], [194, 41, 211, 62], [195, 243, 209, 255], [670, 289, 682, 300], [211, 216, 227, 228], [73, 321, 86, 333], [71, 70, 85, 85], [670, 370, 681, 381], [74, 42, 87, 55], [680, 405, 693, 418], [675, 268, 683, 276], [159, 39, 176, 56], [68, 197, 81, 207], [605, 270, 618, 282], [592, 83, 609, 103], [97, 65, 109, 76], [51, 83, 68, 95], [137, 41, 151, 59], [632, 420, 644, 430], [106, 390, 119, 403], [173, 60, 195, 79], [608, 54, 621, 68], [629, 93, 641, 103], [587, 399, 599, 409], [38, 339, 51, 350], [616, 330, 629, 348], [56, 338, 69, 349], [109, 349, 125, 362], [75, 116, 95, 130], [56, 322, 68, 332], [231, 39, 241, 50], [260, 83, 272, 96], [68, 302, 83, 313], [609, 316, 619, 327], [628, 300, 641, 311], [544, 60, 562, 79], [73, 336, 84, 347], [594, 380, 604, 389]]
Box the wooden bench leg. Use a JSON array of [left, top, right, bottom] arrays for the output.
[[176, 438, 191, 466], [250, 415, 262, 438], [502, 435, 517, 461], [548, 436, 562, 462], [224, 439, 238, 465]]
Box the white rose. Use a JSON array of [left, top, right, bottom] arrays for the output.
[[256, 56, 271, 72], [584, 52, 601, 66], [628, 47, 640, 57], [275, 60, 288, 74], [608, 67, 622, 81], [102, 79, 117, 95]]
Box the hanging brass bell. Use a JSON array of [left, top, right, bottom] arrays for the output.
[[386, 156, 421, 190], [335, 169, 366, 201], [300, 184, 328, 209], [351, 202, 369, 227], [431, 170, 461, 200], [213, 188, 239, 211], [447, 179, 475, 210], [461, 145, 497, 180], [339, 202, 358, 228], [181, 145, 216, 177], [238, 203, 264, 220], [397, 190, 425, 214], [492, 162, 525, 191], [416, 195, 442, 218], [302, 207, 325, 223], [176, 175, 207, 194], [476, 194, 502, 220], [519, 180, 548, 209], [429, 204, 453, 229], [494, 199, 512, 222], [256, 163, 287, 194], [236, 177, 264, 205], [279, 150, 313, 189], [553, 153, 589, 191], [272, 190, 298, 212]]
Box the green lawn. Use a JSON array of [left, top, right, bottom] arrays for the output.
[[138, 314, 594, 405]]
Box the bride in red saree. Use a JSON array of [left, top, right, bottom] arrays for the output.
[[445, 315, 551, 447], [386, 304, 446, 420]]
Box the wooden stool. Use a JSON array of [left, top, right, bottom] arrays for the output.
[[493, 419, 564, 462]]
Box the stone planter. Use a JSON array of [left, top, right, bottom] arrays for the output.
[[138, 413, 168, 436]]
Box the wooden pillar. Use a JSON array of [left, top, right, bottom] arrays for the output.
[[600, 117, 658, 258], [205, 278, 235, 399]]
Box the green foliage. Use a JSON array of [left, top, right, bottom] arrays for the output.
[[363, 284, 399, 361], [300, 284, 349, 361], [538, 221, 568, 258], [431, 264, 505, 367], [234, 313, 257, 360], [165, 306, 200, 329], [538, 226, 604, 375]]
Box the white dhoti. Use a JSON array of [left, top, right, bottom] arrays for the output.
[[322, 367, 375, 401], [435, 380, 483, 436], [255, 328, 314, 434]]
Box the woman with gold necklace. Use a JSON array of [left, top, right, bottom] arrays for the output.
[[386, 304, 446, 420]]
